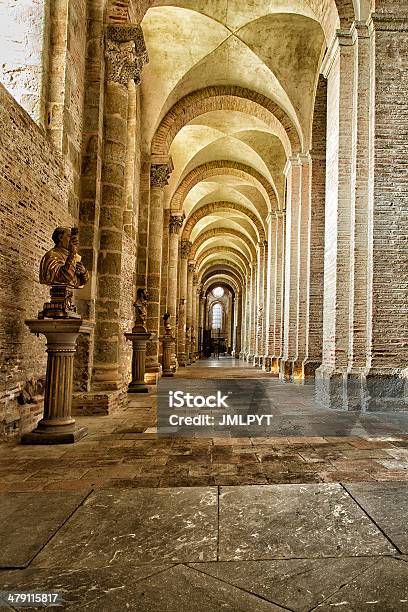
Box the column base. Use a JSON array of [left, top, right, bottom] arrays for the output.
[[270, 357, 281, 376], [22, 425, 88, 445], [280, 358, 295, 382], [73, 389, 125, 416], [263, 356, 272, 372], [315, 366, 408, 412], [128, 381, 150, 393], [145, 371, 160, 385], [178, 353, 187, 366], [303, 360, 321, 379]]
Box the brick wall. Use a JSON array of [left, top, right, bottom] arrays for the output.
[[371, 18, 408, 370], [308, 75, 326, 367], [0, 83, 71, 435]]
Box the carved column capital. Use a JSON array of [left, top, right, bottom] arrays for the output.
[[188, 262, 195, 274], [150, 161, 173, 188], [180, 240, 192, 260], [105, 24, 148, 87], [169, 213, 184, 234]]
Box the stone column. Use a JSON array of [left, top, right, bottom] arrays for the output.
[[168, 214, 184, 321], [306, 75, 326, 379], [159, 209, 170, 351], [272, 212, 285, 375], [296, 154, 312, 381], [248, 262, 257, 362], [235, 291, 242, 357], [254, 245, 262, 365], [362, 12, 408, 410], [281, 156, 302, 381], [260, 240, 268, 367], [186, 261, 195, 363], [167, 213, 184, 365], [177, 240, 191, 366], [74, 2, 105, 400], [244, 273, 252, 359], [315, 29, 357, 408], [92, 25, 147, 396], [264, 214, 275, 371], [145, 160, 173, 382], [199, 292, 206, 356], [191, 273, 198, 360]]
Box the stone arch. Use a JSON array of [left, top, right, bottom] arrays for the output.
[[203, 277, 240, 298], [201, 266, 244, 290], [152, 86, 300, 156], [204, 280, 237, 298], [198, 256, 247, 279], [196, 247, 250, 274], [182, 202, 266, 242], [171, 160, 277, 212], [191, 228, 256, 259]]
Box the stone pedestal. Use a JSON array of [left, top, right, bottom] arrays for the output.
[[161, 335, 175, 377], [22, 319, 90, 444], [125, 332, 153, 393]]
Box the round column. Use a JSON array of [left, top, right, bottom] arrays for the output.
[[146, 160, 173, 381], [177, 240, 191, 366]]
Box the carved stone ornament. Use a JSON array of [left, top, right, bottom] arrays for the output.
[[180, 240, 192, 260], [105, 25, 148, 87], [188, 262, 195, 274], [150, 162, 173, 188], [169, 214, 184, 234]]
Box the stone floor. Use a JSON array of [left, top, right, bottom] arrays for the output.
[[2, 358, 408, 609]]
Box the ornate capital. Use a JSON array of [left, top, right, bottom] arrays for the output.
[[105, 25, 148, 87], [150, 161, 173, 188], [180, 240, 192, 259], [188, 262, 195, 274], [169, 213, 184, 234], [193, 274, 198, 285]]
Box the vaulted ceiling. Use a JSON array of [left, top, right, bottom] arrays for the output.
[[139, 0, 349, 291]]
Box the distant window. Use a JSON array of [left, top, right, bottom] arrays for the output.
[[212, 303, 222, 329], [212, 286, 224, 298]]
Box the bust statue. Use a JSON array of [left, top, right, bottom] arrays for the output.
[[163, 312, 172, 336], [38, 227, 89, 319], [133, 287, 148, 332], [39, 227, 89, 288]]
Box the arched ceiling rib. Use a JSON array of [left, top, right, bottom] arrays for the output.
[[191, 227, 257, 259], [197, 253, 247, 279], [182, 202, 265, 242], [196, 247, 250, 274], [170, 160, 277, 213]]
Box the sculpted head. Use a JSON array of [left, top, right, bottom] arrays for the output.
[[52, 227, 71, 249], [137, 287, 148, 302]]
